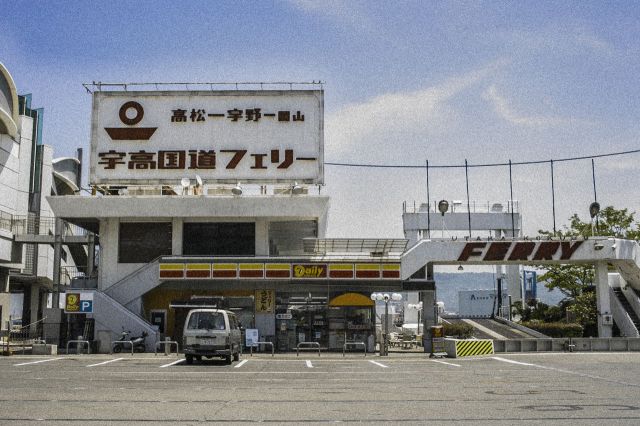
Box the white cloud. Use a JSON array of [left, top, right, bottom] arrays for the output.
[[482, 85, 592, 129], [499, 24, 614, 58], [326, 60, 507, 160], [286, 0, 373, 32]]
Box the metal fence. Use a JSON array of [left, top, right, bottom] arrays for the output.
[[9, 215, 88, 237], [403, 200, 520, 214], [0, 210, 12, 232], [1, 318, 46, 355]]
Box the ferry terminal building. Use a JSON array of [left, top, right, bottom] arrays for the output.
[[48, 87, 433, 352]]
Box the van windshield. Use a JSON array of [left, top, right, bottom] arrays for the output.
[[187, 312, 226, 330]]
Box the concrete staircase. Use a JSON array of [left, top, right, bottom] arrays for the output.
[[612, 288, 640, 331], [91, 291, 159, 352], [104, 259, 160, 307]]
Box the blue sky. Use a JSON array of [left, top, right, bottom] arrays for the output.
[[2, 1, 640, 238]]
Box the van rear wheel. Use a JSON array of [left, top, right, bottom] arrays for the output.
[[224, 355, 232, 364], [185, 355, 193, 365]]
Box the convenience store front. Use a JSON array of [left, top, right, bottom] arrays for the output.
[[147, 255, 405, 352]]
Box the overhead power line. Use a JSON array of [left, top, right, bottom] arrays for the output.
[[324, 148, 640, 169]]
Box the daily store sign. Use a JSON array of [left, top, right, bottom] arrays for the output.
[[90, 90, 324, 184]]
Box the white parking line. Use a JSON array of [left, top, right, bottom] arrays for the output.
[[431, 359, 461, 367], [491, 356, 536, 367], [305, 360, 313, 368], [86, 358, 124, 367], [14, 358, 60, 367], [234, 359, 248, 368], [369, 360, 388, 368], [160, 359, 184, 368]]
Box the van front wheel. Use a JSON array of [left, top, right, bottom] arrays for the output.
[[185, 355, 193, 365], [224, 355, 232, 364], [233, 349, 240, 361]]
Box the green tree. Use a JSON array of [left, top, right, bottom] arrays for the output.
[[537, 206, 639, 335]]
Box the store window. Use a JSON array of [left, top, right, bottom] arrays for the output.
[[118, 222, 172, 263], [183, 222, 255, 256]]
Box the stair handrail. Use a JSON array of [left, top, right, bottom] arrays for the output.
[[103, 256, 162, 296], [94, 291, 159, 339]]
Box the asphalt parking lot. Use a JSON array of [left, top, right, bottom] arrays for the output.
[[1, 352, 639, 424]]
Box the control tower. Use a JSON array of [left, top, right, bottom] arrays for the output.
[[402, 200, 523, 308]]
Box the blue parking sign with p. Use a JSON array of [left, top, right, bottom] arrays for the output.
[[80, 300, 93, 313]]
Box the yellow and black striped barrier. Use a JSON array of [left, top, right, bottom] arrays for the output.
[[445, 339, 494, 358]]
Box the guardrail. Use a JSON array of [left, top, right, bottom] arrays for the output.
[[111, 340, 134, 355], [249, 342, 274, 356], [343, 341, 366, 357], [296, 342, 321, 356], [67, 339, 90, 354], [493, 337, 640, 353], [154, 340, 179, 356]]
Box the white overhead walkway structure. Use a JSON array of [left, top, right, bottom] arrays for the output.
[[401, 237, 640, 338]]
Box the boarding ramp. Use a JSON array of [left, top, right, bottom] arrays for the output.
[[401, 238, 640, 337]]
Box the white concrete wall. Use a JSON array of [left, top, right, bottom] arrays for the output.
[[98, 212, 327, 290], [36, 145, 55, 281], [99, 218, 146, 291]]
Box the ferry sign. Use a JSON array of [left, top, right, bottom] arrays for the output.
[[457, 241, 583, 262]]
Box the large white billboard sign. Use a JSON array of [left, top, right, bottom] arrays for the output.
[[89, 90, 324, 184]]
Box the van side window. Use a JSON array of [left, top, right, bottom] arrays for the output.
[[229, 315, 238, 330]]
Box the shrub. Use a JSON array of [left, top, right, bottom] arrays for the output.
[[443, 322, 474, 339], [520, 321, 583, 337]]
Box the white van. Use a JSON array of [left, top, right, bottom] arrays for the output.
[[182, 309, 242, 364]]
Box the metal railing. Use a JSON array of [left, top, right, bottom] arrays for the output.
[[296, 342, 321, 356], [67, 339, 91, 354], [111, 340, 135, 355], [403, 200, 520, 214], [1, 318, 46, 354], [0, 210, 12, 232], [60, 266, 97, 287], [155, 340, 179, 356], [10, 215, 89, 237], [343, 341, 367, 356], [249, 342, 274, 356]]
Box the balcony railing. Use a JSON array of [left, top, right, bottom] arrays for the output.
[[10, 215, 88, 237], [403, 200, 520, 214]]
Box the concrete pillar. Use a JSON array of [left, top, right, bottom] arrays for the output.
[[87, 232, 96, 276], [595, 261, 613, 337], [421, 263, 437, 352], [172, 218, 183, 256], [52, 217, 63, 309], [29, 283, 40, 333], [0, 268, 8, 293], [506, 264, 521, 307], [255, 220, 269, 256]]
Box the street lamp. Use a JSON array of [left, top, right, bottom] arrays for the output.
[[589, 201, 600, 236], [407, 301, 423, 335], [370, 292, 402, 356]]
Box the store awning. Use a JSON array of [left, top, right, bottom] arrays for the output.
[[328, 292, 374, 307]]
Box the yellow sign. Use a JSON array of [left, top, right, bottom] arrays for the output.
[[255, 290, 275, 313], [65, 293, 80, 312], [292, 264, 326, 278]]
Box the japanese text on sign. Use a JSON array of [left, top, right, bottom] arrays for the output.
[[255, 290, 275, 313], [90, 90, 324, 184], [97, 148, 316, 171]]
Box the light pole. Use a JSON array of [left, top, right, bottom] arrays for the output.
[[408, 302, 423, 335], [438, 200, 449, 238], [370, 292, 402, 356], [590, 201, 600, 236]]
